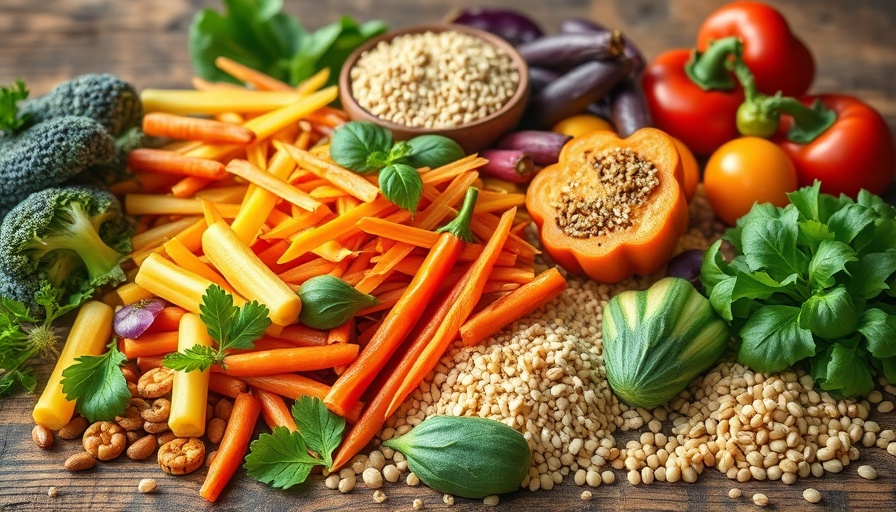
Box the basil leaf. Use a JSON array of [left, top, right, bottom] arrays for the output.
[[846, 250, 896, 301], [402, 134, 466, 169], [738, 305, 815, 373], [808, 239, 856, 289], [827, 203, 876, 245], [858, 308, 896, 358], [740, 216, 805, 280], [799, 286, 859, 340], [330, 122, 393, 174], [787, 182, 820, 222], [379, 163, 423, 212], [810, 341, 875, 398]]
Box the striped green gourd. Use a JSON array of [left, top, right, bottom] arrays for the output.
[[602, 276, 729, 409]]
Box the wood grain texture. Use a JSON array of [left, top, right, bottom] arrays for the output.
[[2, 1, 896, 511]]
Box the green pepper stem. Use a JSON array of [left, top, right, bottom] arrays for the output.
[[436, 187, 478, 243], [684, 36, 742, 91]]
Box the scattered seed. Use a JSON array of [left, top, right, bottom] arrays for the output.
[[412, 498, 424, 510], [137, 478, 157, 494], [857, 465, 878, 480], [752, 493, 769, 507], [803, 488, 822, 503], [442, 494, 455, 505], [47, 486, 58, 497], [581, 490, 593, 501], [372, 490, 387, 503], [728, 488, 741, 499]]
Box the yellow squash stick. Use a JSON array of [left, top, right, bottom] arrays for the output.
[[140, 89, 308, 115], [202, 220, 302, 326], [124, 195, 241, 218], [230, 149, 298, 245], [134, 253, 247, 315], [32, 301, 114, 430], [168, 313, 214, 437], [115, 282, 156, 305]]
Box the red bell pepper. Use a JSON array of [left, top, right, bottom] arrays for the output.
[[642, 37, 744, 156], [697, 1, 815, 97]]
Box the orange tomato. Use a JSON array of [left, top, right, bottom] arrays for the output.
[[670, 136, 699, 202], [703, 137, 798, 225], [552, 114, 614, 138]]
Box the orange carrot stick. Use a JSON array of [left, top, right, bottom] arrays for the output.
[[226, 159, 321, 212], [143, 306, 188, 334], [200, 392, 261, 502], [127, 148, 227, 180], [268, 324, 328, 347], [276, 142, 380, 203], [253, 387, 298, 431], [142, 112, 256, 144], [208, 374, 249, 399], [460, 267, 567, 346], [214, 56, 294, 92], [277, 258, 336, 284], [172, 176, 215, 197], [327, 318, 354, 345], [218, 344, 360, 378], [120, 331, 179, 359], [136, 355, 164, 373], [243, 373, 331, 401], [324, 188, 479, 417]]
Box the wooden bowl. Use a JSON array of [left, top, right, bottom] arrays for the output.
[[338, 23, 530, 154]]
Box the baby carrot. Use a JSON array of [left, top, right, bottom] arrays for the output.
[[253, 387, 298, 431], [218, 344, 360, 377], [200, 392, 261, 502], [142, 112, 256, 144]]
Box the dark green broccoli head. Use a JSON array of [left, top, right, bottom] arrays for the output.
[[0, 185, 133, 311], [22, 73, 142, 137], [0, 116, 116, 219]]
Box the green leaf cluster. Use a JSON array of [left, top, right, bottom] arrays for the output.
[[243, 396, 345, 489], [189, 0, 385, 88], [61, 340, 130, 422], [700, 181, 896, 397], [0, 79, 31, 134], [329, 122, 465, 212]]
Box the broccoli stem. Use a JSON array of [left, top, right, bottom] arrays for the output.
[[37, 204, 124, 283]]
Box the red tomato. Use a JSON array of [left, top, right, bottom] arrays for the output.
[[697, 1, 815, 97], [642, 49, 744, 156], [775, 94, 896, 198], [703, 137, 798, 225]]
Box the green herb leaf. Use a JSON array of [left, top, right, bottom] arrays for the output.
[[800, 286, 860, 339], [740, 213, 805, 280], [827, 203, 876, 245], [738, 305, 815, 374], [846, 251, 896, 301], [379, 163, 423, 212], [808, 239, 856, 289], [297, 275, 378, 330], [330, 121, 393, 173], [786, 182, 820, 222], [810, 341, 875, 397], [200, 284, 271, 351], [292, 395, 345, 467], [61, 340, 130, 422], [0, 79, 31, 134], [161, 345, 219, 372], [402, 134, 466, 169], [244, 427, 318, 489], [858, 308, 896, 359]]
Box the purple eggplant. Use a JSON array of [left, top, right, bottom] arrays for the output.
[[528, 67, 560, 94], [586, 97, 615, 122], [495, 131, 571, 166], [445, 8, 544, 46], [559, 18, 645, 74], [609, 76, 652, 138], [516, 31, 625, 71], [480, 149, 537, 183], [666, 249, 705, 292], [525, 58, 633, 129]]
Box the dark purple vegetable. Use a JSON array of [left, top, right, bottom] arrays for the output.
[[586, 98, 614, 122], [609, 76, 652, 138], [667, 249, 705, 292], [113, 298, 166, 339], [445, 8, 543, 46], [495, 130, 571, 166], [516, 31, 625, 71], [528, 67, 560, 94], [559, 18, 645, 74], [480, 149, 537, 183], [525, 58, 633, 129]]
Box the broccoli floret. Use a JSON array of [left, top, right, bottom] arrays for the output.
[[0, 116, 117, 219], [22, 73, 142, 137], [0, 185, 133, 312]]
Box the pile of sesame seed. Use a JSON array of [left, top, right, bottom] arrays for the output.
[[349, 30, 519, 129], [552, 147, 660, 238]]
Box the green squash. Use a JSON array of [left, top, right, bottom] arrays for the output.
[[602, 276, 729, 409], [382, 415, 531, 498]]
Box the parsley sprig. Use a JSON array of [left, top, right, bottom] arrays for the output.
[[61, 340, 131, 422], [244, 396, 345, 489], [162, 285, 270, 372]]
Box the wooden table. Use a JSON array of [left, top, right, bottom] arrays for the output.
[[1, 1, 895, 511]]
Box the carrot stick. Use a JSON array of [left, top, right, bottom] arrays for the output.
[[226, 159, 321, 212], [242, 373, 331, 402], [473, 192, 527, 214], [142, 112, 256, 144], [130, 216, 203, 252], [324, 188, 479, 417], [125, 195, 241, 217], [277, 258, 336, 284], [172, 176, 215, 198], [327, 318, 354, 344], [136, 355, 164, 373], [388, 206, 516, 413], [276, 142, 380, 203], [231, 149, 298, 244], [254, 387, 298, 431], [163, 237, 234, 293], [214, 56, 294, 92], [120, 331, 179, 359], [219, 344, 360, 377], [200, 392, 261, 502], [134, 253, 247, 315], [295, 68, 331, 95], [260, 203, 332, 241], [127, 148, 227, 180], [143, 306, 188, 334], [460, 267, 567, 346], [208, 374, 249, 399], [141, 89, 306, 115], [196, 184, 249, 204], [420, 155, 487, 185], [268, 324, 328, 347]]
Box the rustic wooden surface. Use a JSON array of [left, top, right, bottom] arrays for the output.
[[1, 1, 896, 511]]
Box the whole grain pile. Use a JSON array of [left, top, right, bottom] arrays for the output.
[[330, 189, 896, 504]]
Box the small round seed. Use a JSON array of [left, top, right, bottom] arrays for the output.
[[728, 488, 741, 499], [752, 493, 769, 507], [803, 488, 822, 503], [857, 465, 878, 480], [137, 478, 157, 494]]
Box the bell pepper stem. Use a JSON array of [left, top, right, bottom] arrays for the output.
[[684, 36, 742, 91]]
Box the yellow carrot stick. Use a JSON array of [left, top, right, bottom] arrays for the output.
[[32, 302, 114, 430], [124, 195, 241, 218], [202, 220, 302, 326], [168, 313, 214, 437], [115, 282, 156, 305], [276, 141, 380, 203], [130, 216, 203, 252], [195, 185, 250, 204], [163, 237, 233, 293], [259, 204, 332, 241], [420, 155, 487, 185], [135, 253, 247, 315], [140, 89, 308, 115], [295, 68, 330, 95], [225, 159, 320, 213]]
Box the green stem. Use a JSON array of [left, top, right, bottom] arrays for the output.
[[436, 187, 478, 243], [684, 36, 743, 91]]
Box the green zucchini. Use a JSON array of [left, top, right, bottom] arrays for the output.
[[382, 415, 531, 498], [602, 276, 729, 409]]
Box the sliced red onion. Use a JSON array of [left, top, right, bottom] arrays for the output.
[[114, 298, 166, 339]]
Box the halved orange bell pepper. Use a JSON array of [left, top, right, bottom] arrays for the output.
[[526, 127, 689, 283]]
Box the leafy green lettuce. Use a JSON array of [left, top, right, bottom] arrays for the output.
[[700, 181, 896, 397]]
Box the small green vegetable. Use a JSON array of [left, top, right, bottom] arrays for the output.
[[243, 396, 344, 489], [382, 415, 531, 499], [162, 284, 270, 372], [297, 275, 378, 330], [602, 276, 730, 409], [0, 79, 31, 134], [329, 121, 465, 211], [60, 339, 130, 422], [700, 181, 896, 397]]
